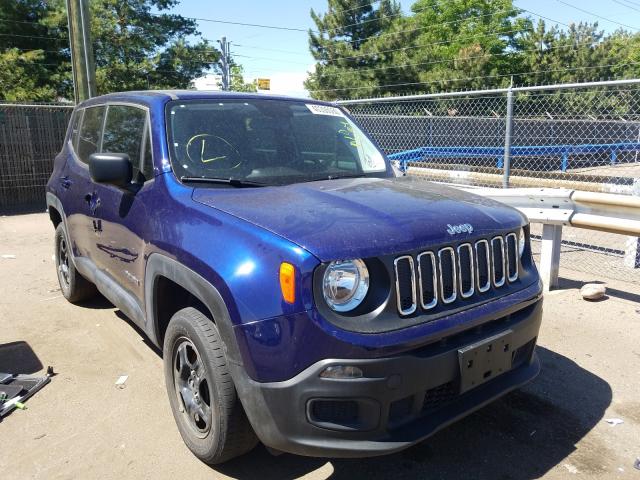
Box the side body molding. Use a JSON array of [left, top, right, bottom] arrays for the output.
[[144, 253, 243, 366]]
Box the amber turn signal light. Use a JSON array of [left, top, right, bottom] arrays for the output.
[[279, 262, 296, 304]]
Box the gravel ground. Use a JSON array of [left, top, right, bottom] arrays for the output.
[[1, 212, 639, 480]]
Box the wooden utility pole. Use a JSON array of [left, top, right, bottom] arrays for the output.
[[218, 37, 230, 91], [66, 0, 96, 103]]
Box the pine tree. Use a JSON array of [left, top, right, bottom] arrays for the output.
[[305, 0, 401, 100]]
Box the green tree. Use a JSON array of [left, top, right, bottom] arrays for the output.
[[0, 0, 69, 101], [0, 49, 57, 101], [0, 0, 222, 101], [398, 0, 530, 93], [305, 0, 401, 100], [229, 64, 257, 92], [517, 20, 610, 86], [80, 0, 219, 95]]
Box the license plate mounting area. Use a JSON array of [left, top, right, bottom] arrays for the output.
[[458, 330, 514, 394]]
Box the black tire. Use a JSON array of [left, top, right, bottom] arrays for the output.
[[163, 307, 258, 464], [54, 223, 96, 303]]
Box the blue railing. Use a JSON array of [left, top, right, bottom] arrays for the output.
[[388, 142, 640, 172]]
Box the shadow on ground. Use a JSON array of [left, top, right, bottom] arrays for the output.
[[0, 341, 43, 374], [557, 276, 640, 304], [214, 347, 612, 480], [93, 291, 613, 479]]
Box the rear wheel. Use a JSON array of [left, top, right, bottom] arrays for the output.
[[163, 307, 257, 464], [54, 223, 96, 303]]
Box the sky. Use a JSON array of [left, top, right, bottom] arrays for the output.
[[172, 0, 640, 97]]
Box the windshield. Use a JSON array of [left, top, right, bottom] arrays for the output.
[[166, 99, 390, 186]]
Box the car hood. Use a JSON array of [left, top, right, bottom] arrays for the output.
[[192, 176, 526, 261]]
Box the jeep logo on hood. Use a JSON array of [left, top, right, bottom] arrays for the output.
[[447, 223, 473, 235]]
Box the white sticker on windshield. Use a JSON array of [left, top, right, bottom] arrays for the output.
[[305, 104, 345, 117]]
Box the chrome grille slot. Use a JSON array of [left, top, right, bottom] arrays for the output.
[[394, 255, 416, 315], [475, 240, 491, 292], [505, 233, 518, 282], [438, 247, 457, 304], [417, 252, 437, 309], [491, 236, 506, 287], [457, 243, 474, 298]]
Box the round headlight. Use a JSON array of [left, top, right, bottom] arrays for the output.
[[518, 227, 526, 258], [322, 259, 369, 312]]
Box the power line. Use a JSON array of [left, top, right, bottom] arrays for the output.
[[314, 38, 606, 79], [232, 53, 311, 66], [153, 4, 520, 46], [322, 7, 515, 40], [314, 26, 532, 63], [612, 0, 640, 13], [514, 6, 572, 29], [3, 46, 67, 54], [150, 13, 307, 32], [0, 32, 67, 41], [309, 60, 640, 95], [0, 17, 67, 28], [316, 1, 512, 35], [555, 0, 640, 30], [233, 44, 309, 56], [617, 0, 640, 7], [338, 1, 385, 15]]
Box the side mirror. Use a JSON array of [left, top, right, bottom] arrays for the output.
[[89, 153, 132, 187]]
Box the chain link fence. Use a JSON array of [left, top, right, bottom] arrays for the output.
[[0, 103, 73, 212], [339, 79, 640, 284]]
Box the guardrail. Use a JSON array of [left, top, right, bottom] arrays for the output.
[[455, 187, 640, 290]]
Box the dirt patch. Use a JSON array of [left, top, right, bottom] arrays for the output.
[[1, 213, 639, 479]]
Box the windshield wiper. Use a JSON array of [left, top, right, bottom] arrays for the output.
[[180, 176, 267, 188], [327, 173, 368, 180], [304, 173, 368, 183]]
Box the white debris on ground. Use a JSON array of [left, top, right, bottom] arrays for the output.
[[580, 283, 607, 300], [604, 418, 624, 426], [115, 375, 128, 389]]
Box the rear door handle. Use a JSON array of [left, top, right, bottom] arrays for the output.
[[59, 176, 72, 189]]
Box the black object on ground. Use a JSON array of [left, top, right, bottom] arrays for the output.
[[0, 372, 51, 417]]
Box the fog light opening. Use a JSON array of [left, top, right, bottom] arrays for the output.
[[319, 365, 363, 379]]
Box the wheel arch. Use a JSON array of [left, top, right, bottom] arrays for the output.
[[144, 253, 243, 366], [46, 192, 67, 230]]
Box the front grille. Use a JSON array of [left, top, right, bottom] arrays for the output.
[[394, 232, 520, 316]]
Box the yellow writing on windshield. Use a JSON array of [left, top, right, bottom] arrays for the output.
[[337, 120, 359, 148]]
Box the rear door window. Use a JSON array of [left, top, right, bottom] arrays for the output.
[[102, 105, 149, 181], [76, 106, 105, 164]]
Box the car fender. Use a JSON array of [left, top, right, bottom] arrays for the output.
[[144, 253, 243, 366]]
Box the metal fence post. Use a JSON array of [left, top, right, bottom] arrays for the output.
[[624, 178, 640, 269], [540, 224, 563, 291], [502, 86, 514, 188]]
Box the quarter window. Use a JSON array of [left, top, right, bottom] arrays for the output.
[[76, 106, 105, 164], [69, 109, 83, 151]]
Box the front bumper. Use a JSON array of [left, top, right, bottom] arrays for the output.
[[231, 295, 543, 458]]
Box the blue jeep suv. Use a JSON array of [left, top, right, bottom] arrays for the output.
[[46, 91, 543, 464]]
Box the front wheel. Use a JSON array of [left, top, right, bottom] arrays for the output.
[[163, 307, 257, 464]]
